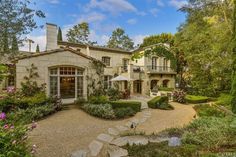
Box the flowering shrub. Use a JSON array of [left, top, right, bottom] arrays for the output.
[[173, 90, 186, 104], [0, 112, 37, 156]]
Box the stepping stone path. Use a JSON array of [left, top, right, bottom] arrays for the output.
[[71, 97, 158, 157], [97, 133, 114, 143], [89, 140, 103, 156]]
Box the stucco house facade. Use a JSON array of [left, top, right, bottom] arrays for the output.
[[11, 23, 176, 102]]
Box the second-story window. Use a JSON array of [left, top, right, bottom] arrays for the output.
[[123, 59, 129, 72], [152, 57, 158, 70], [102, 57, 111, 66], [163, 58, 168, 71]]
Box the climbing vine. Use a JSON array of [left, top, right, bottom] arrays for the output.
[[131, 45, 177, 70], [87, 60, 106, 96]]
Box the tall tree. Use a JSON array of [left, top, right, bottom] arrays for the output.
[[0, 0, 45, 55], [57, 27, 63, 41], [11, 35, 19, 53], [175, 0, 233, 96], [66, 22, 96, 45], [107, 28, 134, 51], [231, 0, 236, 113], [36, 44, 40, 53], [140, 33, 174, 48]]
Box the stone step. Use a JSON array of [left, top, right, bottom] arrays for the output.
[[71, 149, 88, 157], [108, 128, 120, 136], [97, 133, 114, 143], [89, 140, 103, 157]]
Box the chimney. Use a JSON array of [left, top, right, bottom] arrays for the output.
[[46, 23, 58, 50]]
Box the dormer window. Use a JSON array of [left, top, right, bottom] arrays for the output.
[[102, 57, 111, 66]]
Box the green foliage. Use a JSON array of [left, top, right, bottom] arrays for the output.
[[114, 107, 135, 119], [107, 28, 134, 51], [140, 33, 174, 48], [110, 101, 141, 112], [185, 95, 209, 104], [193, 104, 226, 117], [216, 93, 232, 107], [20, 64, 45, 97], [88, 95, 108, 104], [36, 44, 40, 53], [107, 88, 121, 101], [57, 27, 63, 41], [0, 64, 8, 82], [158, 87, 174, 91], [81, 103, 115, 119], [66, 22, 96, 45], [0, 0, 45, 55], [173, 90, 186, 104], [11, 34, 19, 53], [176, 0, 233, 97], [148, 96, 174, 110], [75, 97, 87, 108]]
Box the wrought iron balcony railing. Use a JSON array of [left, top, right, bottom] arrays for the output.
[[147, 66, 175, 73]]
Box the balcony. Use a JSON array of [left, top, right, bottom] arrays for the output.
[[147, 66, 176, 74]]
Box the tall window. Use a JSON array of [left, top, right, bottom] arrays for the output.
[[163, 58, 168, 71], [49, 67, 84, 98], [104, 75, 112, 89], [123, 59, 129, 72], [102, 57, 111, 66], [152, 57, 158, 70]]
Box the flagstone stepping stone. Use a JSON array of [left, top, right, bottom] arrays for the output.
[[108, 146, 128, 157], [108, 128, 119, 136], [130, 118, 139, 124], [111, 136, 149, 146], [71, 149, 88, 157], [148, 137, 169, 143], [97, 133, 114, 143], [168, 137, 181, 147], [125, 121, 132, 128], [139, 117, 147, 123], [115, 125, 129, 132], [89, 140, 103, 156]]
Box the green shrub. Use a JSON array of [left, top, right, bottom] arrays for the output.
[[158, 87, 174, 91], [193, 104, 226, 117], [185, 95, 209, 104], [148, 96, 174, 110], [88, 95, 108, 104], [107, 88, 121, 100], [216, 93, 232, 107], [75, 97, 87, 108], [114, 107, 135, 118], [110, 101, 141, 112], [81, 103, 115, 119]]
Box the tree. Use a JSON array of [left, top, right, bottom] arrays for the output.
[[11, 35, 19, 53], [0, 0, 45, 55], [231, 0, 236, 113], [66, 22, 96, 45], [36, 44, 40, 53], [175, 0, 233, 96], [57, 27, 63, 41], [140, 33, 174, 48], [107, 28, 134, 51]]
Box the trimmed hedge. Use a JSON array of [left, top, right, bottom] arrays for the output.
[[147, 96, 174, 110], [185, 95, 209, 104], [110, 101, 141, 112]]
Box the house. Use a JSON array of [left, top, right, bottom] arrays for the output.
[[11, 23, 176, 103]]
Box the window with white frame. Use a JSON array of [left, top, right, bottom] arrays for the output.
[[104, 75, 112, 89], [49, 67, 84, 98]]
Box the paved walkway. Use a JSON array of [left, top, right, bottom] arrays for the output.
[[29, 100, 195, 157]]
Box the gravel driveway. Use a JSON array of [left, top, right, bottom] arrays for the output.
[[29, 102, 195, 157]]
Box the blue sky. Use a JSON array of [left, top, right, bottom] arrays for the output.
[[21, 0, 187, 51]]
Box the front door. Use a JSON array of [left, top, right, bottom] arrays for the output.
[[134, 80, 142, 94], [60, 77, 75, 99]]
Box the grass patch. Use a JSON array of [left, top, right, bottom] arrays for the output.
[[216, 93, 232, 108], [185, 95, 209, 104], [193, 104, 226, 118], [110, 101, 141, 112]]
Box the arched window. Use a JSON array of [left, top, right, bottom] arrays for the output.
[[162, 79, 169, 88], [49, 66, 84, 99]]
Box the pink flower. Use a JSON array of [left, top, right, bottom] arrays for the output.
[[3, 124, 9, 129], [7, 86, 16, 94], [0, 112, 6, 120], [10, 125, 14, 129], [31, 121, 37, 129]]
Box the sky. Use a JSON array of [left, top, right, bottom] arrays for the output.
[[20, 0, 187, 51]]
